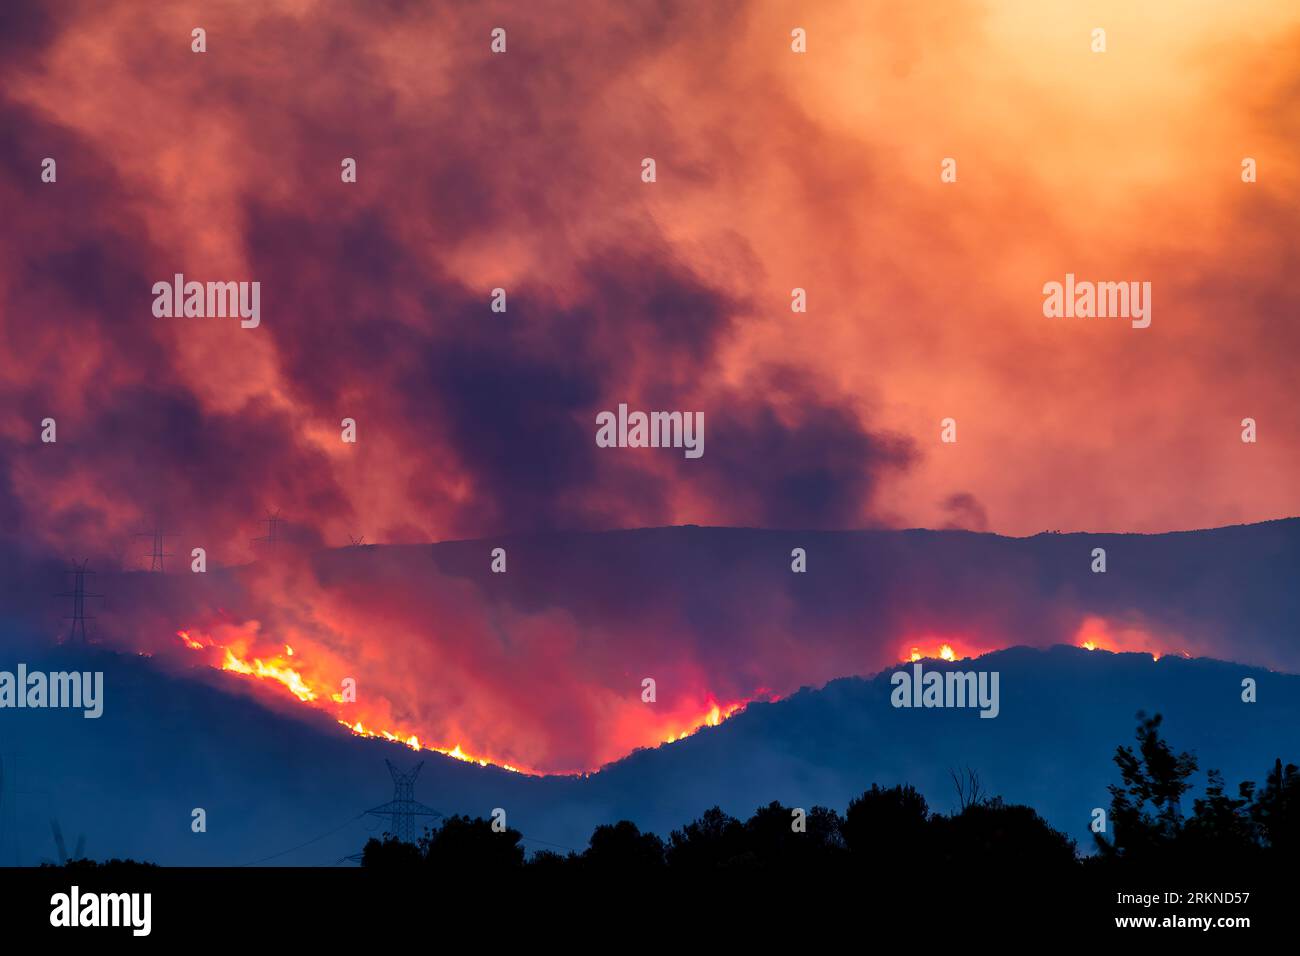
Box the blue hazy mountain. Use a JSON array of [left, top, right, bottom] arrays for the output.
[[3, 519, 1298, 865], [1, 639, 1293, 866]]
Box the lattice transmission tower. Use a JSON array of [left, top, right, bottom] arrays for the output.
[[55, 560, 103, 643], [363, 760, 441, 845]]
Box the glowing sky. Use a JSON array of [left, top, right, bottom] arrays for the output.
[[1, 0, 1297, 559], [2, 1, 1299, 773]]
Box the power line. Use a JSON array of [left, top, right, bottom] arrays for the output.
[[236, 757, 580, 868], [252, 510, 281, 556], [54, 560, 103, 643], [364, 760, 442, 844], [235, 813, 366, 867], [132, 522, 178, 572], [518, 835, 581, 854]]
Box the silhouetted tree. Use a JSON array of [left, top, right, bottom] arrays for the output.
[[1182, 769, 1258, 861], [1252, 758, 1300, 855], [423, 814, 524, 872], [842, 783, 931, 866], [807, 806, 847, 853], [360, 719, 1298, 893], [935, 797, 1076, 871], [361, 834, 422, 868], [949, 766, 986, 811], [40, 858, 159, 872], [666, 806, 747, 870], [1097, 712, 1198, 860], [525, 848, 579, 870], [582, 820, 665, 871], [737, 801, 845, 869]]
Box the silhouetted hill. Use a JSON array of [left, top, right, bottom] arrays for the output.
[[418, 519, 1300, 670], [2, 639, 1293, 866]]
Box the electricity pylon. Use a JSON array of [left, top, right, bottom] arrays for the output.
[[363, 760, 441, 845], [55, 560, 102, 642]]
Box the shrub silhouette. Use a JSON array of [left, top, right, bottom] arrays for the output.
[[424, 814, 524, 872], [842, 783, 931, 866], [360, 833, 423, 868], [934, 798, 1076, 871], [361, 814, 523, 871]]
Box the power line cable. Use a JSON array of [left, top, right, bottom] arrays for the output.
[[236, 813, 366, 867]]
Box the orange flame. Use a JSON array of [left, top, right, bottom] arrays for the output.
[[661, 698, 750, 744], [1073, 615, 1189, 661], [220, 648, 317, 702], [176, 628, 756, 777], [177, 629, 206, 651], [900, 639, 972, 663]]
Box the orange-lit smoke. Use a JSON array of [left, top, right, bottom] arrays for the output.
[[175, 623, 764, 776], [1071, 615, 1192, 662], [170, 580, 1202, 779], [902, 638, 990, 663]]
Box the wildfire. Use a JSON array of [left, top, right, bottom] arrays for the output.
[[1073, 615, 1189, 661], [176, 628, 756, 777], [177, 629, 207, 651], [220, 648, 317, 702], [902, 641, 966, 663], [337, 719, 527, 773], [662, 698, 749, 743]]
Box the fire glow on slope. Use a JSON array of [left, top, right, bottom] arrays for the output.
[[902, 638, 985, 663], [175, 628, 761, 776], [1072, 615, 1191, 661], [177, 613, 1195, 776], [901, 619, 1192, 665]]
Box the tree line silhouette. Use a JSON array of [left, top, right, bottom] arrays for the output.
[[34, 712, 1294, 880], [362, 712, 1298, 880]]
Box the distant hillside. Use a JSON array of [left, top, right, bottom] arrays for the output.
[[2, 641, 1294, 866], [4, 520, 1300, 681], [425, 519, 1300, 670]]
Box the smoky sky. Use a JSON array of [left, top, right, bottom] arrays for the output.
[[3, 1, 1300, 773], [0, 0, 931, 564]]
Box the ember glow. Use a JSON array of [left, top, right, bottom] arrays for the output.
[[337, 720, 521, 773], [2, 0, 1295, 786], [220, 649, 317, 703], [902, 640, 975, 663], [665, 699, 751, 743], [176, 627, 765, 776], [162, 587, 1212, 779], [1071, 616, 1190, 661]]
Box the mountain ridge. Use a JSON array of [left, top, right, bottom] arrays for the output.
[[2, 640, 1294, 866]]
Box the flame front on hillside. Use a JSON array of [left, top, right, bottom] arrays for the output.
[[175, 627, 761, 776]]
